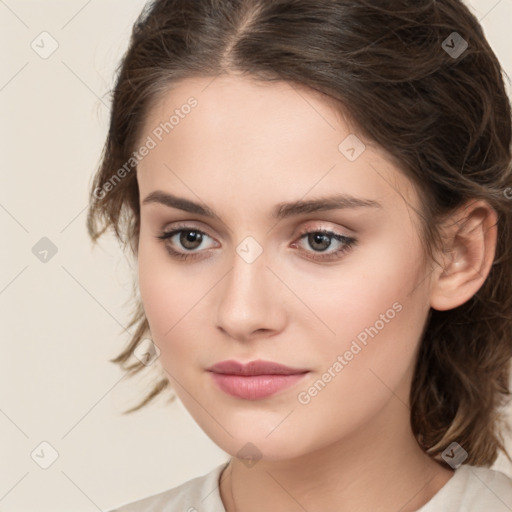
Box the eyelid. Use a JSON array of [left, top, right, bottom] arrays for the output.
[[159, 219, 353, 240], [160, 220, 216, 237], [295, 221, 354, 239]]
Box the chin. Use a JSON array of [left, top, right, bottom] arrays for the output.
[[202, 422, 311, 463]]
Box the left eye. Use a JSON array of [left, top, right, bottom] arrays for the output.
[[292, 229, 357, 261], [299, 231, 344, 252]]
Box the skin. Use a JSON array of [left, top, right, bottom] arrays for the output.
[[135, 73, 497, 512]]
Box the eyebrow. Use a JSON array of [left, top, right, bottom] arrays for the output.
[[142, 190, 382, 221]]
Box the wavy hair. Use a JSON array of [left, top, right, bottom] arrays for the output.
[[87, 0, 512, 466]]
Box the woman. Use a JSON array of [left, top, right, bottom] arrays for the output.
[[88, 0, 512, 510]]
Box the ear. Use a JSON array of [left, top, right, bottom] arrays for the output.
[[429, 199, 498, 311]]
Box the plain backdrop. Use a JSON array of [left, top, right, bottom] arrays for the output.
[[1, 1, 511, 511]]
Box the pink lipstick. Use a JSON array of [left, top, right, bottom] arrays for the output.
[[207, 359, 309, 400]]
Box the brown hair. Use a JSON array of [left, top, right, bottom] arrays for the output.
[[87, 0, 512, 466]]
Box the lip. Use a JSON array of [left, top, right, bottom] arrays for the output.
[[207, 359, 309, 400]]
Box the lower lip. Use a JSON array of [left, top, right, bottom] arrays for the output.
[[209, 372, 308, 400]]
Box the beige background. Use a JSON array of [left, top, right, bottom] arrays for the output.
[[0, 1, 511, 510]]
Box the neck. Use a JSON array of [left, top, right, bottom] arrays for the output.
[[219, 397, 454, 512]]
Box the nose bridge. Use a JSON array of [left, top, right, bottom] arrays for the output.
[[222, 239, 269, 309], [215, 236, 284, 339]]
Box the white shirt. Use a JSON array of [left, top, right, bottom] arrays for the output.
[[108, 461, 512, 511]]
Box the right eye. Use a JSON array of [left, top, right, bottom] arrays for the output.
[[156, 226, 218, 261]]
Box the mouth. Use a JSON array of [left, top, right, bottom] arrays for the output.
[[206, 359, 310, 400]]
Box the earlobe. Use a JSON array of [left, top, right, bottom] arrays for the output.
[[429, 200, 498, 312]]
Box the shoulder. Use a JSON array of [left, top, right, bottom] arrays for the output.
[[458, 465, 512, 510], [107, 461, 229, 512], [420, 464, 512, 511]]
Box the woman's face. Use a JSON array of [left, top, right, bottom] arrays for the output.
[[136, 74, 434, 461]]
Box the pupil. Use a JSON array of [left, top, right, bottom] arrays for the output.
[[310, 233, 330, 251], [181, 231, 202, 249]]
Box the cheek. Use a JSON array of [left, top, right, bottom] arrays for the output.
[[137, 235, 191, 350], [138, 238, 171, 328], [137, 233, 219, 372], [290, 226, 426, 337], [289, 229, 429, 388]]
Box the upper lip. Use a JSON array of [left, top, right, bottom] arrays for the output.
[[207, 359, 309, 376]]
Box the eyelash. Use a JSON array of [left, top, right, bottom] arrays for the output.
[[155, 224, 357, 262]]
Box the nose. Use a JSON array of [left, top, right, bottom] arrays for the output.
[[215, 247, 287, 342]]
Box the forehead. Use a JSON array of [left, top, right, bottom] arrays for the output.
[[144, 72, 348, 133], [136, 73, 420, 219], [139, 73, 351, 164]]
